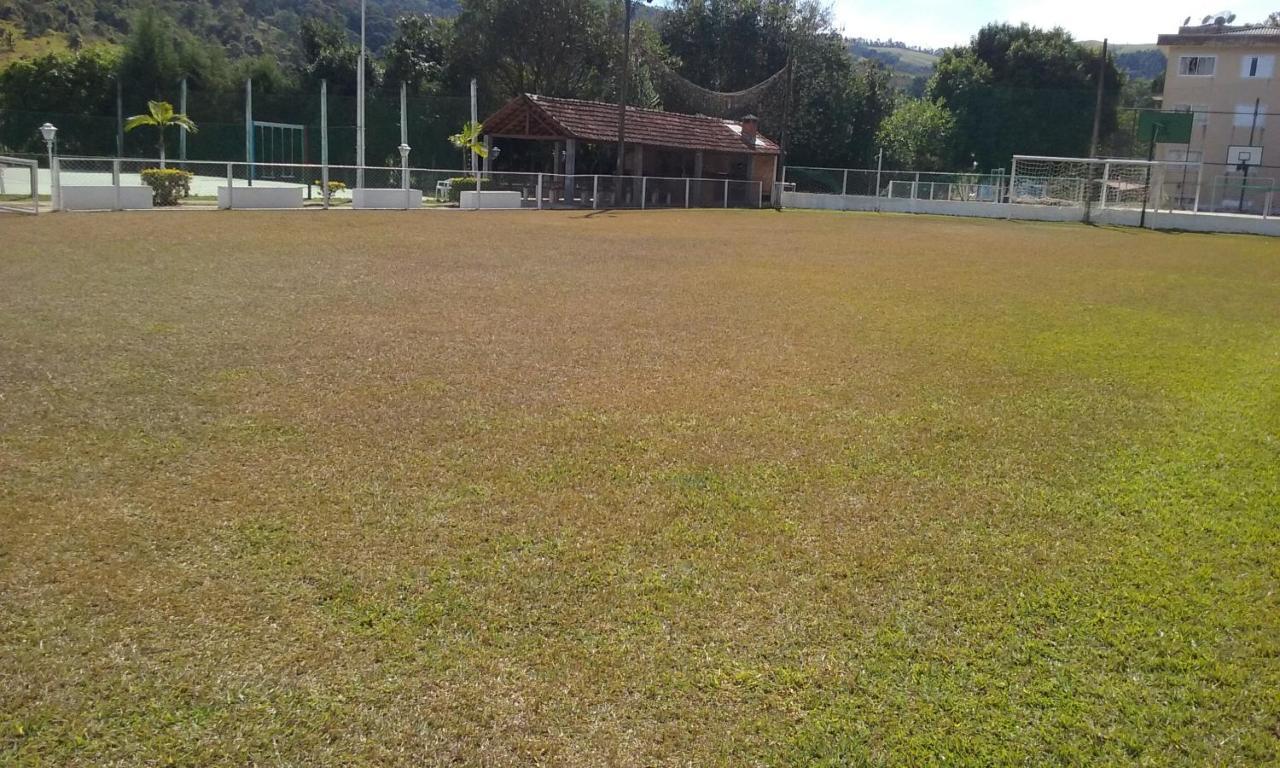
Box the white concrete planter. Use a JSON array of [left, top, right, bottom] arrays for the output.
[[217, 186, 305, 210], [353, 188, 423, 209], [60, 185, 153, 211], [459, 190, 524, 209]]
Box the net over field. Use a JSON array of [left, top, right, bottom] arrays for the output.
[[1, 211, 1277, 766]]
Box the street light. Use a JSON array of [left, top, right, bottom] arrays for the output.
[[398, 142, 411, 208], [39, 123, 57, 209]]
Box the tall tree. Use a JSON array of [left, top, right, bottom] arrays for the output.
[[927, 23, 1122, 169], [658, 0, 891, 168], [876, 98, 956, 170], [449, 0, 616, 104], [382, 15, 450, 94]]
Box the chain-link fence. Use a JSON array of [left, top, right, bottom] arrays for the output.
[[42, 156, 765, 212], [0, 85, 473, 171], [784, 166, 1009, 200]]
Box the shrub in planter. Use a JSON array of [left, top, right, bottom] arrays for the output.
[[140, 168, 193, 206], [448, 176, 479, 204], [313, 179, 348, 196]]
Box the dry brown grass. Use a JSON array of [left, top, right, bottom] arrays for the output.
[[1, 209, 1278, 766]]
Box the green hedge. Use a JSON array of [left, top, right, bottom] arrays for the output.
[[139, 168, 193, 206], [448, 176, 477, 204]]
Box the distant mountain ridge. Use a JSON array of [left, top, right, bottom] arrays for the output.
[[0, 0, 459, 59]]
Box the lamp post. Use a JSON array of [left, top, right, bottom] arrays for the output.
[[398, 142, 411, 209], [39, 122, 57, 210]]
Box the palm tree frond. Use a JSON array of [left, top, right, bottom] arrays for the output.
[[124, 114, 156, 132]]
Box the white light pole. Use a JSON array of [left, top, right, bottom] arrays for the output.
[[39, 122, 58, 210], [398, 142, 411, 208], [356, 0, 366, 189]]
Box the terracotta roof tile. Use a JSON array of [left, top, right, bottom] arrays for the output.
[[486, 94, 779, 155]]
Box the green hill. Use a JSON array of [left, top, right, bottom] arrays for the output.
[[0, 0, 459, 60], [847, 39, 940, 78]]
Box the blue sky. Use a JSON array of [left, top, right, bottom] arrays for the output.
[[824, 1, 1277, 48]]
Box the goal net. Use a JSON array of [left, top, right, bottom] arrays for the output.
[[0, 155, 40, 214], [1010, 155, 1202, 211]]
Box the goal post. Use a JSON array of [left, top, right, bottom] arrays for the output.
[[1010, 155, 1202, 212], [0, 155, 40, 214]]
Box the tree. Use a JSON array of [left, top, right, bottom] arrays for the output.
[[876, 99, 956, 170], [658, 0, 890, 168], [382, 15, 449, 94], [449, 0, 616, 103], [927, 24, 1122, 169], [448, 120, 488, 171], [0, 47, 120, 154], [298, 18, 379, 95], [118, 8, 182, 99], [124, 100, 197, 166]]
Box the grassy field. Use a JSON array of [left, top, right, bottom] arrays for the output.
[[1, 209, 1277, 766]]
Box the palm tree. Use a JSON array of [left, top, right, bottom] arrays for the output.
[[448, 121, 488, 172], [124, 100, 198, 167]]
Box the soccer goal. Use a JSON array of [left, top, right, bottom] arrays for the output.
[[0, 155, 40, 214], [1010, 155, 1203, 211], [250, 121, 306, 181]]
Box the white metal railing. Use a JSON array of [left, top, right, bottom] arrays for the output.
[[44, 156, 766, 212], [784, 165, 1009, 200]]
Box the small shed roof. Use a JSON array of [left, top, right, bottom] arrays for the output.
[[482, 94, 780, 155]]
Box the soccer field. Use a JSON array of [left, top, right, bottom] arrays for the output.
[[2, 210, 1277, 766]]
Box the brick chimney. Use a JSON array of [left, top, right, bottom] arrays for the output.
[[740, 115, 759, 148]]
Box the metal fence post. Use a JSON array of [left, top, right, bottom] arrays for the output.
[[1099, 161, 1111, 209], [912, 173, 919, 200], [685, 178, 691, 208], [226, 162, 234, 209], [537, 173, 544, 210], [1193, 162, 1204, 213], [723, 179, 729, 208], [757, 181, 763, 208], [640, 177, 647, 209], [112, 159, 122, 211], [29, 163, 39, 214], [592, 175, 599, 210], [51, 157, 60, 211], [841, 169, 848, 196], [1265, 190, 1273, 219]]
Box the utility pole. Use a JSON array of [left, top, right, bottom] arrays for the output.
[[1085, 39, 1107, 224], [1240, 97, 1261, 211], [1089, 39, 1108, 157], [357, 0, 366, 188], [615, 0, 633, 180]]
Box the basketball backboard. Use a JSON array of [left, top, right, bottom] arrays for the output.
[[1227, 145, 1264, 167]]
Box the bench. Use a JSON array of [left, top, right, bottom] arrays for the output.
[[60, 185, 153, 211], [217, 186, 304, 209]]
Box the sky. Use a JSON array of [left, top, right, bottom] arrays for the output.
[[825, 0, 1278, 48]]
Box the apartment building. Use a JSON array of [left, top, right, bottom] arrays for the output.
[[1157, 22, 1279, 212]]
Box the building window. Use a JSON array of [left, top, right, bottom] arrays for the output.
[[1234, 103, 1268, 128], [1171, 103, 1209, 127], [1241, 55, 1275, 78], [1178, 56, 1216, 76]]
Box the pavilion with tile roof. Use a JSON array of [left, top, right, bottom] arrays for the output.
[[480, 93, 780, 205]]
